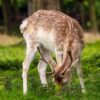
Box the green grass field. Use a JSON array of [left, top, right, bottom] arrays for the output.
[[0, 40, 100, 100]]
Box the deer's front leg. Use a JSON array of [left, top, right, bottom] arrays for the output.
[[22, 46, 37, 95], [55, 47, 63, 66], [37, 60, 47, 86], [37, 47, 50, 87]]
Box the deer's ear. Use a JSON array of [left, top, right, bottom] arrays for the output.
[[60, 73, 65, 78]]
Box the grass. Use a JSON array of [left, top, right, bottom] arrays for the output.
[[0, 34, 22, 46], [0, 34, 100, 99]]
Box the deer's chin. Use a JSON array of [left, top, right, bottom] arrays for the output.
[[62, 78, 67, 82], [52, 77, 62, 85], [62, 79, 68, 84]]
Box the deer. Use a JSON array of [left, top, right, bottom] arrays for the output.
[[20, 10, 86, 95]]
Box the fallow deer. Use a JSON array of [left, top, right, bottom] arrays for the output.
[[20, 10, 86, 95]]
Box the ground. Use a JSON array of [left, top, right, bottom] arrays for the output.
[[0, 33, 100, 100]]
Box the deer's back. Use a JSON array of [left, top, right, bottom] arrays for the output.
[[27, 10, 83, 44], [21, 10, 84, 51]]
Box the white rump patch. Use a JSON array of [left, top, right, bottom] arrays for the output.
[[20, 20, 28, 33]]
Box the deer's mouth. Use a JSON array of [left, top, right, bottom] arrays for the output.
[[53, 73, 63, 85]]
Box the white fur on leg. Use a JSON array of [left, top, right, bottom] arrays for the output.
[[22, 62, 29, 95], [22, 70, 28, 95], [76, 62, 86, 93], [38, 60, 47, 86], [37, 46, 50, 86], [55, 51, 63, 66], [22, 47, 37, 95], [22, 68, 29, 95]]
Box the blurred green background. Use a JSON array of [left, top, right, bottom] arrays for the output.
[[0, 0, 100, 100], [0, 0, 100, 34]]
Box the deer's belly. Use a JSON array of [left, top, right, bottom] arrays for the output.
[[37, 29, 55, 51], [41, 39, 55, 51]]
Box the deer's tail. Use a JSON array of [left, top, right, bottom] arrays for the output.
[[20, 19, 28, 34]]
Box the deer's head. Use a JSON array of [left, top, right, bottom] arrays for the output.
[[51, 51, 72, 86], [38, 47, 73, 86]]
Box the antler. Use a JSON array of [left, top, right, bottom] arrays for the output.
[[37, 47, 56, 75], [60, 40, 73, 74], [37, 47, 49, 64], [53, 50, 73, 78], [60, 50, 73, 77], [55, 40, 73, 77]]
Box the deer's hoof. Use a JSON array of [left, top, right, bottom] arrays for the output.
[[82, 89, 87, 94], [42, 84, 48, 88]]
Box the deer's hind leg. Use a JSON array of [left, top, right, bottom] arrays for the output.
[[72, 46, 86, 93], [75, 59, 86, 93], [22, 45, 38, 95], [22, 33, 39, 95]]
